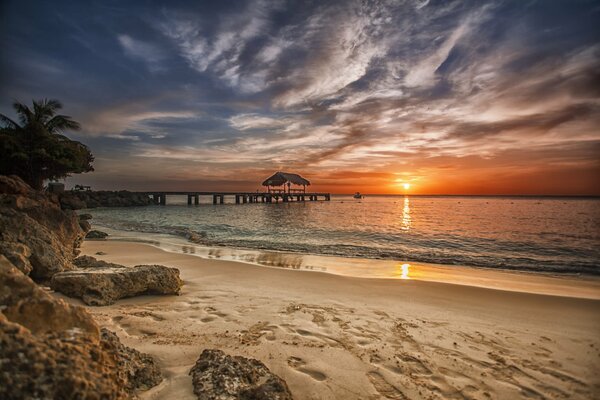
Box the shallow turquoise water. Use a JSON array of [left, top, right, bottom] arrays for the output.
[[86, 195, 600, 275]]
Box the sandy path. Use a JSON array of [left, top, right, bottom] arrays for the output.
[[58, 241, 600, 400]]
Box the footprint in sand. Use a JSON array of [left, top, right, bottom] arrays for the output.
[[111, 316, 157, 337], [128, 310, 165, 321], [396, 353, 432, 375], [367, 371, 407, 400], [287, 357, 327, 381], [239, 322, 279, 345]]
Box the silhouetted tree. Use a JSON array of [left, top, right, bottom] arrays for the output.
[[0, 99, 94, 189]]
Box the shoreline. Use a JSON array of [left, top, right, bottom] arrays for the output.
[[68, 239, 600, 399], [89, 225, 600, 300]]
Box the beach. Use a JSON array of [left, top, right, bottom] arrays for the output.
[[64, 240, 600, 400]]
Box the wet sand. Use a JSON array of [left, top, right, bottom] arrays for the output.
[[63, 240, 600, 399]]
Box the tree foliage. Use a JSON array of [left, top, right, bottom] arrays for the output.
[[0, 99, 94, 189]]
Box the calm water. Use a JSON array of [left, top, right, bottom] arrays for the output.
[[86, 195, 600, 275]]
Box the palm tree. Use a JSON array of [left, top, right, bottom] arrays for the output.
[[0, 99, 93, 190]]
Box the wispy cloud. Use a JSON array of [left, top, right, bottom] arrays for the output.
[[117, 34, 166, 72]]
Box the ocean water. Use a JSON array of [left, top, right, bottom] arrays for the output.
[[86, 195, 600, 275]]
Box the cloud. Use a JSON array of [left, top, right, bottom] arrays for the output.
[[2, 0, 599, 193], [159, 0, 281, 93], [229, 114, 290, 131], [403, 18, 470, 88], [81, 101, 199, 136], [117, 34, 166, 72]]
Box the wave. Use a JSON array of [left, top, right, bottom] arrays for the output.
[[92, 218, 599, 276]]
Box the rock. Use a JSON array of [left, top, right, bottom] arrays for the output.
[[0, 175, 35, 196], [86, 229, 109, 239], [0, 175, 85, 280], [101, 328, 162, 392], [186, 230, 207, 244], [0, 242, 32, 275], [0, 256, 162, 399], [59, 194, 87, 210], [0, 317, 127, 400], [79, 213, 93, 220], [73, 255, 125, 269], [58, 190, 154, 210], [0, 179, 163, 398], [51, 262, 183, 306], [0, 255, 97, 336], [79, 219, 92, 233], [0, 318, 162, 399], [189, 349, 293, 400], [96, 251, 107, 255], [0, 208, 78, 280]]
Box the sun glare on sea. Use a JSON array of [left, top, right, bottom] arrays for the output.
[[395, 263, 411, 279]]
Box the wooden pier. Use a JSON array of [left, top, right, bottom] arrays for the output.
[[144, 191, 331, 205]]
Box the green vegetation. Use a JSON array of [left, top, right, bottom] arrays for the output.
[[0, 99, 93, 190]]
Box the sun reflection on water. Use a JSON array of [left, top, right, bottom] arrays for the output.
[[396, 263, 411, 279], [401, 196, 411, 231]]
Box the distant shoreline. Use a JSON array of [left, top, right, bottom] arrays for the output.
[[64, 188, 600, 199]]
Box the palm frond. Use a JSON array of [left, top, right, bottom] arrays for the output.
[[0, 113, 20, 130], [33, 98, 63, 123], [12, 102, 33, 126], [46, 115, 81, 132], [44, 99, 63, 111]]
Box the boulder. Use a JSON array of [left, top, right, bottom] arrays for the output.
[[0, 317, 127, 400], [51, 262, 183, 306], [101, 328, 162, 392], [73, 255, 124, 269], [86, 230, 109, 239], [0, 208, 78, 280], [0, 175, 85, 280], [59, 194, 87, 210], [78, 213, 93, 220], [79, 219, 92, 233], [0, 256, 163, 399], [0, 255, 97, 336], [189, 349, 293, 400]]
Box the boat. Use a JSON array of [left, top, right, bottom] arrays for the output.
[[353, 192, 362, 199]]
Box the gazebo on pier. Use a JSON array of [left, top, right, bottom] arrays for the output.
[[262, 171, 310, 194]]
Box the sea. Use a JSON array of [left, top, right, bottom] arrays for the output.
[[85, 195, 600, 276]]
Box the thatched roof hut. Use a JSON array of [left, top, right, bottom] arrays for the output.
[[262, 172, 310, 187]]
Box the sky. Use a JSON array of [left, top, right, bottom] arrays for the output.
[[1, 0, 599, 195]]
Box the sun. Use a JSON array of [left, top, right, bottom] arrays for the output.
[[403, 183, 411, 190]]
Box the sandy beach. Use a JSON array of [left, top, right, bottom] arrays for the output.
[[52, 240, 600, 400]]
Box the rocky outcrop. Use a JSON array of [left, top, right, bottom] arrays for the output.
[[0, 317, 128, 400], [59, 190, 154, 209], [101, 328, 163, 392], [51, 259, 183, 306], [0, 175, 85, 280], [86, 229, 109, 239], [0, 255, 98, 336], [0, 255, 162, 399], [189, 349, 293, 400]]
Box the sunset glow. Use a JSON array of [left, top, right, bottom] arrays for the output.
[[0, 1, 598, 195]]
